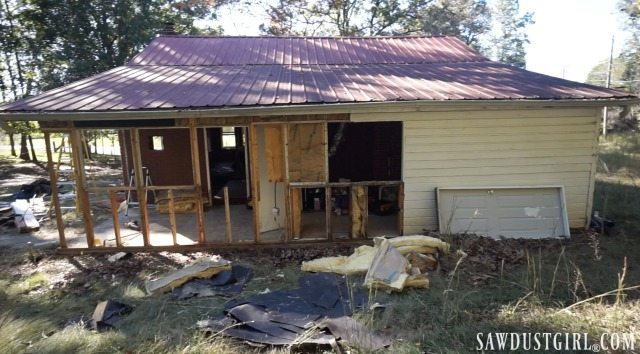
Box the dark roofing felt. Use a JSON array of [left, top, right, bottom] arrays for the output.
[[0, 35, 634, 112]]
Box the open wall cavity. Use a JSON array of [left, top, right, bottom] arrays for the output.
[[283, 121, 404, 240]]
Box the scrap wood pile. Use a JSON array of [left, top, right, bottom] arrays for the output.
[[1, 178, 62, 233], [302, 235, 450, 291]]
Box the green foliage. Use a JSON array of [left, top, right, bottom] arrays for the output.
[[489, 0, 533, 68], [18, 0, 226, 91], [0, 0, 230, 104], [260, 0, 411, 36], [403, 0, 492, 50], [619, 0, 640, 94], [260, 0, 533, 59]]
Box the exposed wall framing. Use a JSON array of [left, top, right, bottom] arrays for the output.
[[44, 116, 404, 252]]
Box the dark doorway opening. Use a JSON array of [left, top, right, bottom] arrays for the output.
[[327, 122, 401, 182], [206, 127, 249, 205]]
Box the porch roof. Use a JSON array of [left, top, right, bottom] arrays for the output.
[[0, 35, 635, 115]]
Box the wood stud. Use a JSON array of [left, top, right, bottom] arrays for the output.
[[44, 132, 67, 248]]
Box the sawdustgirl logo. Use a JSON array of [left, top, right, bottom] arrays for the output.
[[475, 332, 636, 352]]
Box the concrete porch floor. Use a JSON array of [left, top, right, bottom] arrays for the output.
[[68, 205, 399, 248]]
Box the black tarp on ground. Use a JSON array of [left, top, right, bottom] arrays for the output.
[[198, 273, 390, 350], [172, 265, 253, 299]]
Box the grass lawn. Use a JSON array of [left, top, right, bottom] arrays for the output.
[[0, 133, 639, 353]]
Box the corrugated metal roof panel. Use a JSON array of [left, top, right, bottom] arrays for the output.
[[2, 62, 633, 112], [128, 35, 489, 66]]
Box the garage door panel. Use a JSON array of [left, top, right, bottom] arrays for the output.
[[450, 219, 489, 234], [494, 206, 562, 218], [438, 187, 569, 238], [498, 217, 564, 231], [496, 194, 560, 208], [450, 207, 489, 219]]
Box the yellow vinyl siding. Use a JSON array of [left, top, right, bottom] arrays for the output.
[[353, 107, 600, 234]]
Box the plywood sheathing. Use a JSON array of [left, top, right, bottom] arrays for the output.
[[287, 123, 326, 182], [264, 125, 284, 182]]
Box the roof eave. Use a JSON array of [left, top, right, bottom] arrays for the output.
[[0, 97, 637, 122]]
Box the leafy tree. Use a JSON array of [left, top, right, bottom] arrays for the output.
[[401, 0, 492, 50], [619, 0, 640, 93], [1, 0, 231, 161], [260, 0, 493, 50], [18, 0, 229, 91], [489, 0, 533, 68], [261, 0, 409, 36]]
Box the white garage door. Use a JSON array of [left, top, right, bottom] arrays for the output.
[[437, 187, 570, 238]]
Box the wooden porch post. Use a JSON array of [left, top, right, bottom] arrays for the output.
[[249, 124, 261, 242], [188, 122, 206, 244], [130, 128, 151, 246], [108, 190, 123, 247], [44, 132, 66, 248], [70, 129, 95, 247]]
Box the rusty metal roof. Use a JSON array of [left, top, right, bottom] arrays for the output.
[[1, 35, 634, 113]]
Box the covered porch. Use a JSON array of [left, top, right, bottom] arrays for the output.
[[39, 114, 405, 252]]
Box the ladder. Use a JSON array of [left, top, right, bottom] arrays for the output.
[[125, 167, 154, 216]]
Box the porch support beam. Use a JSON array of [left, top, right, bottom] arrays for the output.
[[44, 132, 66, 248], [69, 129, 95, 247], [188, 122, 206, 244], [249, 124, 261, 243], [130, 128, 151, 246]]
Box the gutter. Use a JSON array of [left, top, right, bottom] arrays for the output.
[[0, 98, 638, 121]]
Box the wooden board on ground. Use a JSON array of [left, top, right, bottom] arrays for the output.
[[145, 257, 232, 295], [11, 199, 40, 233]]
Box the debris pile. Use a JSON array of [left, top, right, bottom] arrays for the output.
[[301, 235, 449, 291], [91, 300, 133, 331], [145, 256, 232, 295], [1, 179, 59, 232], [198, 273, 390, 351], [172, 265, 253, 299]]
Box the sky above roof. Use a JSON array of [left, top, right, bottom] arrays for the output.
[[204, 0, 629, 83]]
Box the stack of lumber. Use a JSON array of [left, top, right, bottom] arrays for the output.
[[301, 235, 449, 291]]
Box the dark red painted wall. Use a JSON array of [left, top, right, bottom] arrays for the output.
[[121, 128, 209, 199]]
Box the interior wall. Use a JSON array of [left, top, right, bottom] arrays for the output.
[[121, 128, 209, 199], [257, 125, 286, 233]]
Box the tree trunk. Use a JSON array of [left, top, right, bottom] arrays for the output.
[[19, 134, 30, 161], [28, 134, 38, 163], [8, 133, 16, 156]]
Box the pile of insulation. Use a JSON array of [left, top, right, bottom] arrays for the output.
[[301, 235, 449, 291]]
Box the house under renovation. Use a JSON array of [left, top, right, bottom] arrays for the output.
[[0, 35, 636, 251]]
